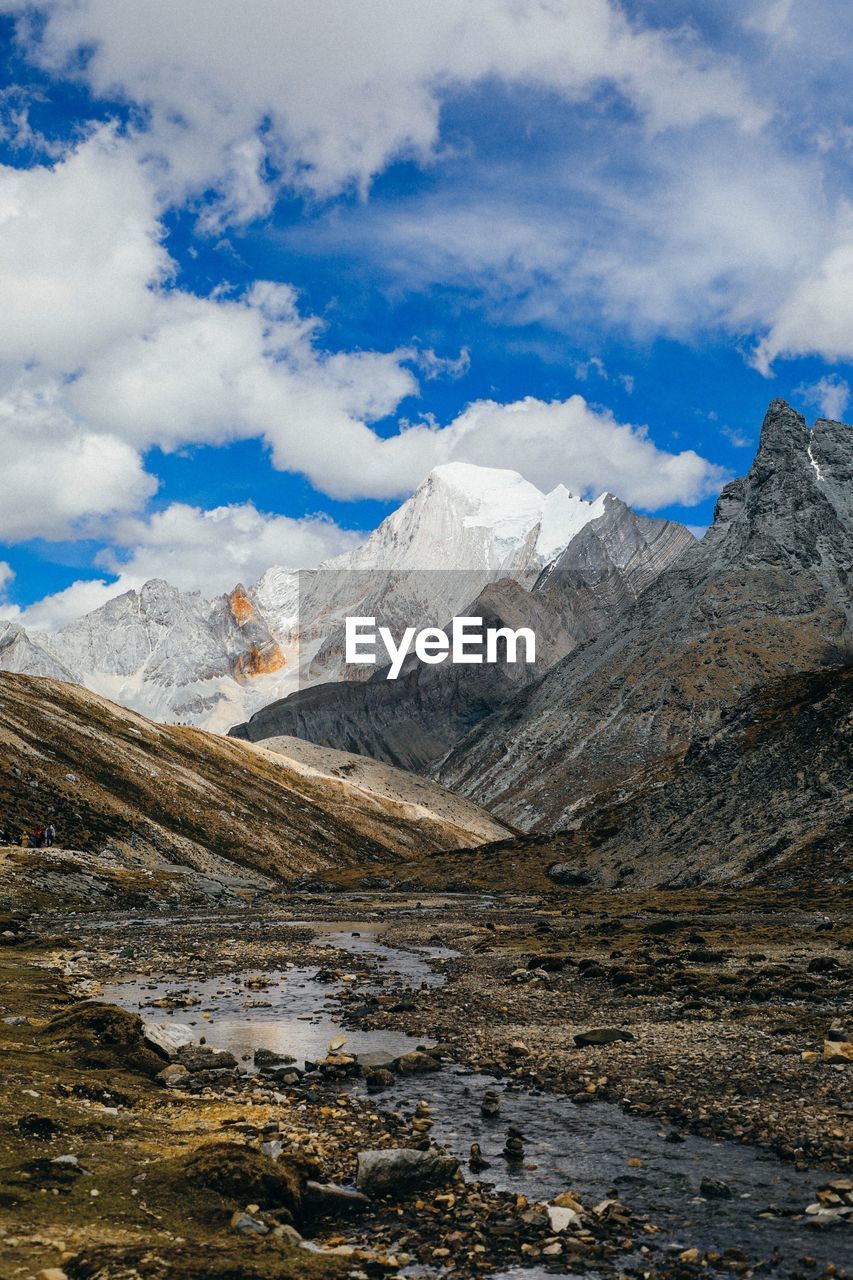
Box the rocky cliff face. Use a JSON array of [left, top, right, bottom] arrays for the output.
[[400, 665, 852, 891], [438, 401, 853, 828], [0, 622, 75, 681], [229, 499, 694, 768]]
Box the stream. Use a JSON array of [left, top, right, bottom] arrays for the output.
[[97, 919, 847, 1275]]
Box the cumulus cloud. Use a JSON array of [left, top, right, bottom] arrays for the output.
[[0, 132, 722, 544], [796, 374, 851, 422], [98, 502, 362, 593], [0, 376, 156, 542], [14, 501, 363, 631], [1, 0, 765, 218], [0, 135, 418, 538], [0, 126, 168, 370], [752, 241, 853, 373], [355, 395, 728, 509]]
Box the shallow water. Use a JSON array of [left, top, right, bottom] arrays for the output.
[[100, 918, 848, 1273], [369, 1069, 844, 1267]]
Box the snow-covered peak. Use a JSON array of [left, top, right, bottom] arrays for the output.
[[328, 462, 607, 574], [537, 486, 609, 564]]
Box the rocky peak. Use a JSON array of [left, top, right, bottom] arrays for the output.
[[703, 401, 852, 601]]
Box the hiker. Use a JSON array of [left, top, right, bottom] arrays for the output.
[[33, 825, 44, 848], [20, 832, 29, 848], [44, 823, 56, 848]]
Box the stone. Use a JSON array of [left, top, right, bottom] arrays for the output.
[[143, 1020, 194, 1057], [230, 1210, 269, 1235], [356, 1147, 458, 1197], [365, 1068, 395, 1093], [177, 1045, 238, 1073], [700, 1177, 732, 1200], [548, 1204, 582, 1232], [356, 1051, 398, 1071], [552, 1191, 584, 1213], [395, 1051, 441, 1074], [253, 1047, 296, 1068], [305, 1180, 370, 1216], [823, 1040, 852, 1064], [481, 1089, 501, 1118], [573, 1027, 635, 1047], [157, 1063, 190, 1087]]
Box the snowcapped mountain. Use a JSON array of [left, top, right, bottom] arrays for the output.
[[333, 462, 606, 573], [0, 463, 612, 729]]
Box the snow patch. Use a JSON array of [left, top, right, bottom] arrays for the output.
[[807, 430, 825, 482]]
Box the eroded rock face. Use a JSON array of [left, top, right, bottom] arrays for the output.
[[439, 402, 853, 829]]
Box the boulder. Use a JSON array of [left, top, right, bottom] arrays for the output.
[[356, 1147, 458, 1197], [144, 1021, 195, 1057], [395, 1050, 441, 1074], [700, 1177, 733, 1200], [177, 1045, 238, 1073], [253, 1047, 296, 1069], [823, 1040, 853, 1064], [157, 1063, 190, 1087], [304, 1180, 370, 1217], [548, 864, 593, 887], [573, 1027, 635, 1047]]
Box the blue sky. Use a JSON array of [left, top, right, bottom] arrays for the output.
[[0, 0, 851, 627]]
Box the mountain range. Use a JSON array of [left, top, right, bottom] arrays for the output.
[[230, 493, 695, 772], [0, 463, 615, 731], [437, 400, 852, 828], [1, 398, 849, 894], [232, 399, 852, 889]]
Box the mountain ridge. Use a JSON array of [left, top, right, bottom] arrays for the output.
[[0, 462, 615, 729], [437, 401, 853, 827], [228, 496, 695, 766]]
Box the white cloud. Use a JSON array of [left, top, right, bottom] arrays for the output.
[[99, 502, 363, 593], [0, 375, 156, 541], [2, 0, 765, 219], [316, 127, 829, 346], [414, 347, 471, 381], [346, 395, 728, 508], [752, 240, 853, 373], [0, 136, 419, 537], [0, 561, 14, 600], [14, 501, 363, 631], [0, 132, 723, 535], [0, 126, 168, 370], [796, 374, 851, 422]]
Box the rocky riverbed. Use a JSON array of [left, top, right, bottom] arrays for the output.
[[0, 888, 849, 1280]]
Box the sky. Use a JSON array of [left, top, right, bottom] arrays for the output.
[[0, 0, 852, 630]]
